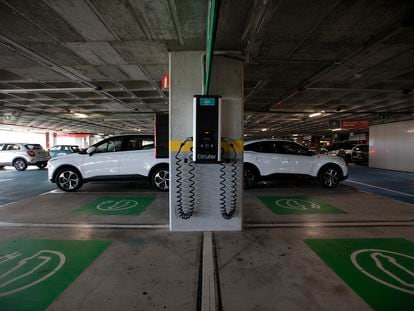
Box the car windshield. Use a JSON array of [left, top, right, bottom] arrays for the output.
[[25, 144, 43, 150]]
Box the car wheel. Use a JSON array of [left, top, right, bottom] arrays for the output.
[[56, 167, 83, 192], [13, 158, 28, 171], [244, 165, 257, 189], [151, 166, 169, 191], [319, 166, 342, 188], [37, 162, 47, 169], [0, 166, 4, 169]]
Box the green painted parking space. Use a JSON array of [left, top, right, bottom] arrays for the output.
[[258, 196, 345, 214], [305, 238, 414, 311], [0, 239, 111, 311], [72, 196, 155, 215]]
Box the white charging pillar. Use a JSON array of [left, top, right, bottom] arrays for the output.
[[169, 51, 243, 231]]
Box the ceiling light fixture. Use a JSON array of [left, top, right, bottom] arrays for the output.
[[261, 128, 268, 132], [73, 113, 88, 118], [331, 128, 342, 132], [309, 111, 325, 118]]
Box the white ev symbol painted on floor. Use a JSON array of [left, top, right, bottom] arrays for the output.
[[96, 199, 138, 211], [351, 249, 414, 295], [0, 250, 65, 297], [275, 199, 321, 210]]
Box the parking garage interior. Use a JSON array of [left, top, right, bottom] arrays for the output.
[[1, 1, 414, 310]]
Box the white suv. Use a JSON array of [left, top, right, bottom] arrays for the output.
[[48, 135, 169, 192], [0, 143, 50, 171], [244, 139, 348, 188]]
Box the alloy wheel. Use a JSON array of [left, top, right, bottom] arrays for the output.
[[14, 159, 27, 171], [244, 167, 256, 189], [323, 169, 340, 187], [57, 170, 80, 191], [154, 169, 169, 191]]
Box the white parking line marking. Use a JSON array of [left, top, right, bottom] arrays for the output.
[[0, 202, 16, 209], [346, 179, 414, 197]]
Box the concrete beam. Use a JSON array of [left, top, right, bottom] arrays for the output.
[[43, 0, 116, 41], [64, 42, 126, 65]]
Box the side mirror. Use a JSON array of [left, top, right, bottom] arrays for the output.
[[86, 146, 96, 156]]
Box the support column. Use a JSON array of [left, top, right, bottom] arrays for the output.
[[169, 51, 243, 231]]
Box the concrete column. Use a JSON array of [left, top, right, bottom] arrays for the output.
[[169, 51, 243, 231]]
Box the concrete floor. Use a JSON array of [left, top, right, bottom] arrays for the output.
[[1, 166, 414, 310], [1, 225, 414, 310], [1, 182, 414, 225]]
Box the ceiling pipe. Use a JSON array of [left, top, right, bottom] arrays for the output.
[[203, 0, 221, 95]]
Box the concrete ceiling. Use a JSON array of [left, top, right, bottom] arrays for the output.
[[0, 0, 413, 138]]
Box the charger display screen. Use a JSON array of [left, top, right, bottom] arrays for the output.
[[193, 95, 221, 163]]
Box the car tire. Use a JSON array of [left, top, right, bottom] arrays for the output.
[[244, 165, 258, 189], [151, 166, 169, 191], [56, 167, 83, 192], [13, 158, 28, 171], [37, 162, 47, 169], [0, 166, 4, 169], [319, 165, 342, 188]]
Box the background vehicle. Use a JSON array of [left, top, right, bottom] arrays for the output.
[[48, 135, 168, 192], [243, 139, 348, 189], [351, 144, 369, 165], [327, 142, 357, 163], [0, 143, 50, 171], [49, 145, 80, 158]]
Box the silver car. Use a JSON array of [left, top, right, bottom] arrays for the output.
[[0, 143, 50, 171]]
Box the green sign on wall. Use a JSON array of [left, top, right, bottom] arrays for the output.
[[0, 239, 111, 311], [305, 238, 414, 311], [258, 196, 345, 214], [72, 196, 155, 216]]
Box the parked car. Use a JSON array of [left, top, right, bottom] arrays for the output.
[[327, 142, 357, 163], [0, 143, 50, 171], [351, 144, 369, 165], [49, 145, 80, 158], [244, 139, 348, 188], [48, 135, 167, 192]]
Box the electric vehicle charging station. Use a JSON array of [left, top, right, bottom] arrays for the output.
[[193, 95, 221, 163], [169, 52, 243, 231]]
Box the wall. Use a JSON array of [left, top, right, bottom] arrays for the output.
[[369, 120, 414, 172], [0, 129, 46, 148], [51, 134, 90, 148]]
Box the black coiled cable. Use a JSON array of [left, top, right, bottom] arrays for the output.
[[219, 143, 238, 220], [188, 155, 196, 208], [175, 138, 194, 220], [219, 162, 227, 217]]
